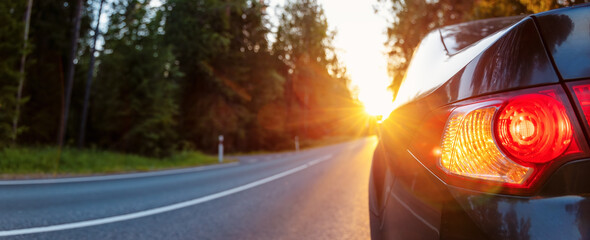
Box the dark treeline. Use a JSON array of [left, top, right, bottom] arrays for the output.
[[377, 0, 589, 99], [0, 0, 366, 157]]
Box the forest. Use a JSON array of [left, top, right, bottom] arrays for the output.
[[0, 0, 367, 161]]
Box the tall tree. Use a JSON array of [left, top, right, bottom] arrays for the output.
[[92, 0, 180, 156], [215, 0, 290, 150], [164, 0, 235, 151], [58, 0, 83, 148], [12, 0, 33, 145], [273, 0, 357, 140], [78, 0, 104, 148], [17, 0, 91, 145], [0, 0, 28, 147], [164, 0, 290, 152]]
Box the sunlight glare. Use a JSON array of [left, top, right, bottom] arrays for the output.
[[313, 0, 394, 118], [358, 78, 394, 117]]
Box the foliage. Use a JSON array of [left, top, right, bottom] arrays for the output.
[[378, 0, 589, 99], [0, 1, 27, 147], [163, 0, 293, 152], [91, 0, 180, 157], [273, 0, 361, 140], [17, 0, 92, 145], [0, 0, 362, 162], [273, 0, 332, 70]]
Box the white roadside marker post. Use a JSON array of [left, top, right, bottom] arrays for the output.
[[295, 136, 300, 152], [218, 135, 224, 163]]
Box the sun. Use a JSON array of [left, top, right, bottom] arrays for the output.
[[347, 61, 394, 118], [360, 94, 393, 117], [341, 43, 394, 118], [363, 101, 388, 117], [357, 83, 394, 118]]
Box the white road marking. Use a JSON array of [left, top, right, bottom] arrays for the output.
[[0, 162, 240, 185], [0, 154, 333, 237]]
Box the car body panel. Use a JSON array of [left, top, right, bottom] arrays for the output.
[[392, 17, 559, 112], [535, 3, 590, 80], [392, 18, 518, 110], [449, 186, 590, 239], [439, 15, 526, 55], [371, 5, 590, 240]]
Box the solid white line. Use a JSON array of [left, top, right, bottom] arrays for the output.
[[0, 154, 333, 237], [0, 162, 240, 185]]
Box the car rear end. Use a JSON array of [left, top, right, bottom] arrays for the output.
[[370, 4, 590, 239]]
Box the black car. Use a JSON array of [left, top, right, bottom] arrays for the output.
[[369, 4, 590, 239]]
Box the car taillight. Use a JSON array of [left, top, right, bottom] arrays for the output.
[[495, 94, 573, 164], [441, 103, 532, 184], [414, 85, 589, 195]]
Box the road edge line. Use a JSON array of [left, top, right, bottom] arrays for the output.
[[0, 154, 332, 237], [0, 162, 240, 186]]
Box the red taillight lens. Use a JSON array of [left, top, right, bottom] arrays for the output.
[[495, 94, 573, 164]]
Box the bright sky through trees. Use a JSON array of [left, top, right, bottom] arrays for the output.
[[270, 0, 393, 117], [315, 0, 393, 117]]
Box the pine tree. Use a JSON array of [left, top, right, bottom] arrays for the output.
[[272, 0, 357, 140], [0, 0, 27, 147], [92, 0, 180, 156]]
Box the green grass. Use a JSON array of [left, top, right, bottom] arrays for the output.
[[0, 147, 229, 178]]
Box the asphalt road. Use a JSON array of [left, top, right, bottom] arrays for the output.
[[0, 137, 377, 240]]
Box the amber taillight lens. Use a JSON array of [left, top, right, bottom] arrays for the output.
[[441, 103, 532, 184]]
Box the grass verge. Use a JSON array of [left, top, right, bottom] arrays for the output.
[[0, 147, 231, 178]]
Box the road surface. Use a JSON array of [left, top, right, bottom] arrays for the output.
[[0, 137, 377, 239]]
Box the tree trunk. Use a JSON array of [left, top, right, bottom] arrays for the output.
[[12, 0, 33, 144], [78, 0, 104, 148], [57, 0, 83, 148]]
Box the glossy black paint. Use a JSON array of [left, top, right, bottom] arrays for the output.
[[439, 15, 524, 55], [392, 17, 559, 112], [370, 5, 590, 240], [535, 4, 590, 80], [449, 186, 590, 239], [443, 18, 559, 102], [541, 159, 590, 196]]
